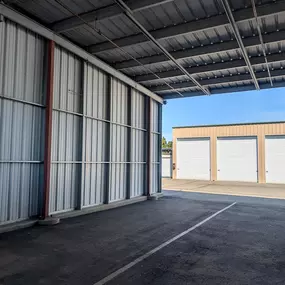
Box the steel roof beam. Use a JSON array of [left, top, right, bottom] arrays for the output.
[[218, 0, 259, 89], [51, 0, 173, 33], [114, 0, 210, 95], [251, 0, 273, 86], [148, 68, 285, 92], [88, 0, 285, 54], [162, 81, 285, 99], [134, 52, 285, 83], [114, 30, 285, 70]]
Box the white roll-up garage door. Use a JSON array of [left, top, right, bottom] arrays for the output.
[[177, 138, 210, 180], [265, 136, 285, 184], [162, 155, 172, 178], [217, 137, 258, 182]]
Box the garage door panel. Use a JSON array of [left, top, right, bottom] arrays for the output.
[[177, 138, 210, 180], [266, 136, 285, 184], [217, 137, 258, 182]]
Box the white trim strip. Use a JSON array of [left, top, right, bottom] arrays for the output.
[[0, 4, 163, 104], [93, 202, 237, 285]]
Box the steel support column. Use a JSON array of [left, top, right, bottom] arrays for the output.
[[42, 40, 55, 218]]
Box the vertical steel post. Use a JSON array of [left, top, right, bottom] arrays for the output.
[[42, 40, 55, 218], [126, 86, 132, 199], [104, 75, 112, 204], [158, 103, 163, 193]]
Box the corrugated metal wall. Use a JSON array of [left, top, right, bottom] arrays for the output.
[[109, 78, 128, 202], [82, 62, 108, 207], [49, 46, 82, 214], [130, 90, 147, 198], [150, 100, 161, 194], [0, 18, 162, 224], [0, 20, 46, 224]]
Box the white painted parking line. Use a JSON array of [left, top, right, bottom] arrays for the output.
[[93, 202, 237, 285]]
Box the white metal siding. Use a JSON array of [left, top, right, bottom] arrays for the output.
[[217, 137, 258, 182], [82, 63, 108, 207], [162, 155, 172, 178], [49, 46, 82, 214], [130, 90, 146, 198], [109, 78, 128, 202], [265, 136, 285, 184], [177, 138, 210, 180], [0, 19, 162, 225], [151, 100, 160, 194], [0, 20, 46, 224]]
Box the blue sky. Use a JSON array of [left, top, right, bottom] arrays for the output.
[[162, 87, 285, 141]]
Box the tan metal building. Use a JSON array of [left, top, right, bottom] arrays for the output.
[[172, 122, 285, 184]]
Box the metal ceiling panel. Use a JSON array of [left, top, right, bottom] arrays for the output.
[[96, 40, 161, 63], [135, 1, 182, 30], [156, 25, 233, 52], [4, 0, 285, 99], [62, 26, 104, 47], [123, 60, 178, 75], [237, 13, 285, 38], [93, 14, 140, 40], [4, 0, 113, 24], [142, 75, 190, 86]]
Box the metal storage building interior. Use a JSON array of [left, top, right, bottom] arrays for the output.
[[1, 0, 285, 227], [0, 4, 164, 226]]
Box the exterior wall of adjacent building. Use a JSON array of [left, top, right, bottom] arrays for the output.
[[172, 122, 285, 183]]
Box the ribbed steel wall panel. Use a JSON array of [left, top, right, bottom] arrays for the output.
[[0, 20, 45, 224], [151, 163, 159, 194], [109, 124, 128, 201], [0, 18, 162, 225], [50, 112, 81, 214], [150, 100, 160, 194], [131, 90, 146, 129], [82, 63, 108, 207], [151, 100, 159, 132], [83, 121, 107, 206], [109, 79, 128, 202], [130, 90, 146, 198], [151, 133, 160, 194], [152, 132, 159, 163], [85, 64, 108, 119], [53, 46, 82, 113], [0, 20, 46, 104], [111, 78, 128, 124], [130, 129, 145, 197], [49, 46, 82, 214]]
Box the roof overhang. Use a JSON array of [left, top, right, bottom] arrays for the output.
[[2, 0, 285, 100]]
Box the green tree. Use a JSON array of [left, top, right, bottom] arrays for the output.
[[167, 141, 173, 149], [162, 136, 167, 148]]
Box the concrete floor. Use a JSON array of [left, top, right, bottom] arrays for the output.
[[163, 178, 285, 200], [1, 191, 285, 284]]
